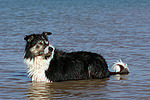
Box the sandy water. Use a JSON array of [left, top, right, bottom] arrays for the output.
[[0, 0, 150, 99]]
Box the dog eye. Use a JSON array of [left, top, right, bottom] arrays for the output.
[[36, 45, 40, 49], [38, 42, 43, 45]]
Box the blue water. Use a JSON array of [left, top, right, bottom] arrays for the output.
[[0, 0, 150, 99]]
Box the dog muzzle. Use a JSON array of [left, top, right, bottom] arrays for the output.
[[44, 45, 55, 58]]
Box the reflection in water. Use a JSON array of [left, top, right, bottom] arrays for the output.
[[27, 82, 52, 99], [112, 74, 129, 80], [1, 0, 150, 99], [26, 77, 128, 99]]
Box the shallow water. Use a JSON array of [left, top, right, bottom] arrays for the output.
[[0, 0, 150, 99]]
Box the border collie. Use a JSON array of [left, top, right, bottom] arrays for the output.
[[24, 32, 129, 82]]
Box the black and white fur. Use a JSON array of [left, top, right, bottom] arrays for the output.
[[24, 32, 129, 82]]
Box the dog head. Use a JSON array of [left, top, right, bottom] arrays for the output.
[[24, 32, 54, 59]]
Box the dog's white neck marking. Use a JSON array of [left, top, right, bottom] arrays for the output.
[[24, 45, 55, 82], [24, 57, 50, 82]]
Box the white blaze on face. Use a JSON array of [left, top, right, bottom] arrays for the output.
[[44, 46, 50, 54]]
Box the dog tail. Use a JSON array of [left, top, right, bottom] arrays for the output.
[[110, 59, 129, 75]]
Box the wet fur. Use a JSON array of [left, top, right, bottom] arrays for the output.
[[24, 32, 129, 82]]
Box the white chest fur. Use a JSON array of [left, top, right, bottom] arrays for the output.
[[24, 45, 55, 82], [24, 56, 50, 82]]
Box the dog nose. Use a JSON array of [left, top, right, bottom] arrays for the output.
[[49, 47, 53, 52]]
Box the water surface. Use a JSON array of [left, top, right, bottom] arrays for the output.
[[0, 0, 150, 99]]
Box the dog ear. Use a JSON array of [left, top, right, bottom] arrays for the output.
[[24, 35, 34, 42], [42, 32, 52, 40], [42, 32, 52, 36]]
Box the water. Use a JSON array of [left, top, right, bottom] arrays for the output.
[[0, 0, 150, 99]]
